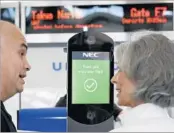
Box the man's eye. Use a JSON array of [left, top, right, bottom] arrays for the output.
[[20, 52, 25, 56]]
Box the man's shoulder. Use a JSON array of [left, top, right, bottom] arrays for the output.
[[1, 102, 17, 132], [1, 108, 10, 132]]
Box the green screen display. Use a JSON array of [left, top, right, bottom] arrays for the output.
[[72, 52, 110, 104]]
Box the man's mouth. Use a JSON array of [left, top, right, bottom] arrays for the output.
[[19, 74, 26, 78], [19, 74, 26, 84]]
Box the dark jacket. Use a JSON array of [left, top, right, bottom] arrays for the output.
[[55, 94, 122, 122], [1, 101, 17, 132]]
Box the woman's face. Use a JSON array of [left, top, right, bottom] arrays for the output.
[[111, 69, 137, 107]]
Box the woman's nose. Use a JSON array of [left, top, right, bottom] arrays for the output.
[[111, 74, 118, 84]]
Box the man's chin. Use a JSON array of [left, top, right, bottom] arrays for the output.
[[17, 87, 24, 93]]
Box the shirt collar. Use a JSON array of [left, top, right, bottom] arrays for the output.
[[118, 103, 170, 126]]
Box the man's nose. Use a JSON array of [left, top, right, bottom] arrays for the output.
[[25, 59, 31, 71]]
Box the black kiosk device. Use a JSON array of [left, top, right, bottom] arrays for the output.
[[67, 29, 114, 132]]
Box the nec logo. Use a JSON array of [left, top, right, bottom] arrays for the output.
[[82, 52, 99, 58]]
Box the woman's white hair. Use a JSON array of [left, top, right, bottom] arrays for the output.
[[115, 30, 174, 108]]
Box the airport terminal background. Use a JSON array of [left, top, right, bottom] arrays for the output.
[[1, 0, 174, 131]]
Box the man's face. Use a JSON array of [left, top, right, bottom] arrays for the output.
[[0, 30, 31, 97]]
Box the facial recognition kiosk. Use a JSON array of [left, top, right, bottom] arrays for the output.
[[67, 29, 115, 132]]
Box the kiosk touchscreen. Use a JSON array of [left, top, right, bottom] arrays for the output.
[[67, 30, 114, 132]]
